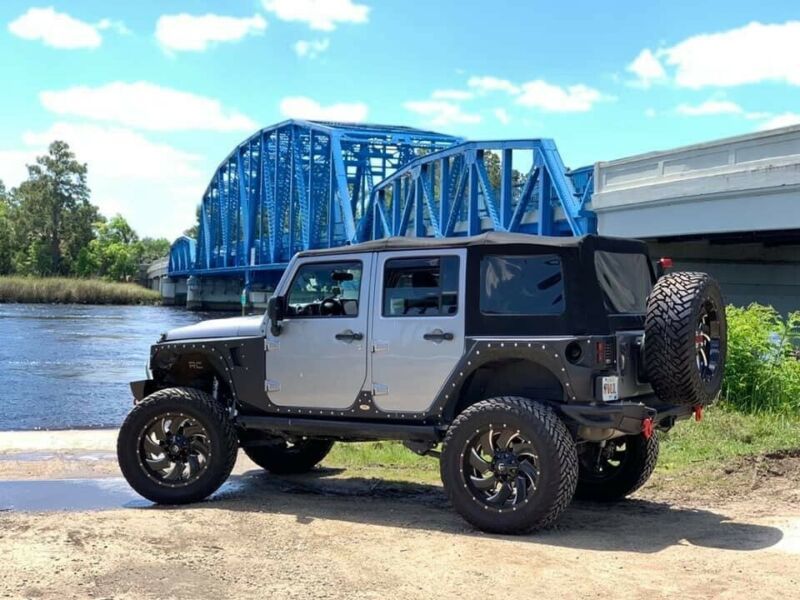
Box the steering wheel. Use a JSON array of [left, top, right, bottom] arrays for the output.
[[320, 297, 345, 316]]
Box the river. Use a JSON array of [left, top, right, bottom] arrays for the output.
[[0, 303, 242, 431]]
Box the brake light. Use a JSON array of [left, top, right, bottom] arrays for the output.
[[659, 257, 673, 269], [595, 340, 613, 366]]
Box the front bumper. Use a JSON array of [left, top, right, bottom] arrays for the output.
[[560, 400, 693, 435]]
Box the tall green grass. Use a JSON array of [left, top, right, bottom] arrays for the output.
[[0, 276, 160, 305], [722, 304, 800, 414]]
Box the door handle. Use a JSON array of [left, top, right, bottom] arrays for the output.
[[335, 329, 363, 342], [423, 329, 454, 342]]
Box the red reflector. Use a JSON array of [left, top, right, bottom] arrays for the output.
[[595, 341, 605, 364], [693, 405, 703, 422], [659, 257, 673, 269], [642, 417, 654, 439]]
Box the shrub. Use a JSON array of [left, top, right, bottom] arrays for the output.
[[722, 304, 800, 415]]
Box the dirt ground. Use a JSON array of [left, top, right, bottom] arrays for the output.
[[0, 431, 798, 600]]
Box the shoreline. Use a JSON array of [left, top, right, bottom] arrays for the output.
[[0, 276, 160, 305], [0, 429, 117, 453]]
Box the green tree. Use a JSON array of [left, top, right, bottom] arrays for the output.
[[136, 237, 171, 263], [183, 204, 201, 238], [79, 215, 139, 281], [12, 141, 97, 275], [0, 180, 14, 274]]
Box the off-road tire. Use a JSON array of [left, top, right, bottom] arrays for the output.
[[440, 397, 578, 534], [575, 433, 659, 502], [117, 387, 238, 504], [645, 272, 726, 406], [243, 438, 334, 474]]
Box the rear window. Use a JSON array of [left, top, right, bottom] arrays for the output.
[[594, 251, 652, 314], [480, 255, 565, 315]]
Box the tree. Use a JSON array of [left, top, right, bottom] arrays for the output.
[[137, 237, 171, 263], [0, 180, 14, 274], [77, 214, 170, 281], [12, 141, 97, 276], [183, 204, 201, 238]]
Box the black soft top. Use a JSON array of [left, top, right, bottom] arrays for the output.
[[297, 232, 646, 258]]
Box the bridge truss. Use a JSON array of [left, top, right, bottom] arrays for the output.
[[168, 120, 595, 284]]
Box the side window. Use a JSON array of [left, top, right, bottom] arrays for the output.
[[286, 261, 362, 318], [480, 255, 564, 315], [382, 256, 459, 317]]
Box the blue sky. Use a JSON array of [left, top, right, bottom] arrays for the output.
[[1, 0, 799, 239]]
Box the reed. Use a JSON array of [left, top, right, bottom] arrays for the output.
[[0, 276, 160, 305]]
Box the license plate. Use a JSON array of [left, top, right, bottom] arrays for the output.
[[601, 376, 619, 401]]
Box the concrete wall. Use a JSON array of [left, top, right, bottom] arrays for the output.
[[649, 240, 800, 314], [593, 125, 800, 238]]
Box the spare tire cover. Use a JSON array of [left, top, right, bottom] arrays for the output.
[[644, 272, 727, 406]]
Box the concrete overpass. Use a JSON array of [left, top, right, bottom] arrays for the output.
[[593, 125, 800, 313]]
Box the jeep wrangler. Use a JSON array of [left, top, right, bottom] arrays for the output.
[[117, 232, 726, 534]]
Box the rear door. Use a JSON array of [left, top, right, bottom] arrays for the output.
[[370, 249, 466, 413]]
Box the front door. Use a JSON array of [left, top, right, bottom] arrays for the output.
[[370, 249, 466, 413], [265, 254, 372, 409]]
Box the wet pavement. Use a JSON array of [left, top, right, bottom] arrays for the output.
[[0, 477, 146, 511]]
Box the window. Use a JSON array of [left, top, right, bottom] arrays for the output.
[[382, 256, 459, 317], [594, 251, 652, 314], [480, 255, 564, 315], [286, 261, 362, 318]]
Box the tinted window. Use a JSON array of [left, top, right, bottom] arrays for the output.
[[286, 261, 362, 318], [594, 251, 652, 314], [480, 255, 564, 315], [383, 256, 459, 317]]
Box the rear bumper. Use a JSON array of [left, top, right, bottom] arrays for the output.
[[559, 401, 693, 435]]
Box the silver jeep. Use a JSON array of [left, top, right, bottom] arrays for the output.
[[118, 232, 726, 534]]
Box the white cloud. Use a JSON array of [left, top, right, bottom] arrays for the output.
[[294, 38, 329, 58], [516, 80, 609, 112], [280, 96, 368, 122], [467, 76, 520, 95], [432, 89, 474, 101], [40, 82, 257, 132], [262, 0, 368, 31], [634, 21, 800, 89], [155, 13, 267, 52], [757, 113, 800, 131], [626, 49, 667, 88], [3, 122, 207, 239], [494, 108, 510, 125], [644, 108, 657, 118], [403, 100, 481, 126], [7, 7, 126, 49], [675, 99, 743, 116]]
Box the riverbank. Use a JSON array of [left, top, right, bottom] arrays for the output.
[[0, 276, 160, 305], [1, 428, 798, 599]]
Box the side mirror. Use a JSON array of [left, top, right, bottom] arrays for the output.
[[267, 295, 286, 336]]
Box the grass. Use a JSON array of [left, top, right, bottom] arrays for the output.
[[0, 276, 160, 305], [323, 408, 800, 487]]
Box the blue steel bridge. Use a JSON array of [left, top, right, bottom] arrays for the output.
[[168, 119, 595, 289]]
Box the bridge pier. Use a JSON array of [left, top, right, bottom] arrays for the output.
[[184, 277, 271, 312]]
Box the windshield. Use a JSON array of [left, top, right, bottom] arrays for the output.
[[594, 251, 653, 314]]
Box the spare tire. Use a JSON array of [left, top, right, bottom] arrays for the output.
[[644, 272, 726, 406]]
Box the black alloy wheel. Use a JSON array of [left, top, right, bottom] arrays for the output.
[[138, 412, 211, 487], [695, 299, 722, 383], [463, 426, 539, 510]]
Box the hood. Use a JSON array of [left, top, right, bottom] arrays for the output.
[[163, 315, 264, 342]]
